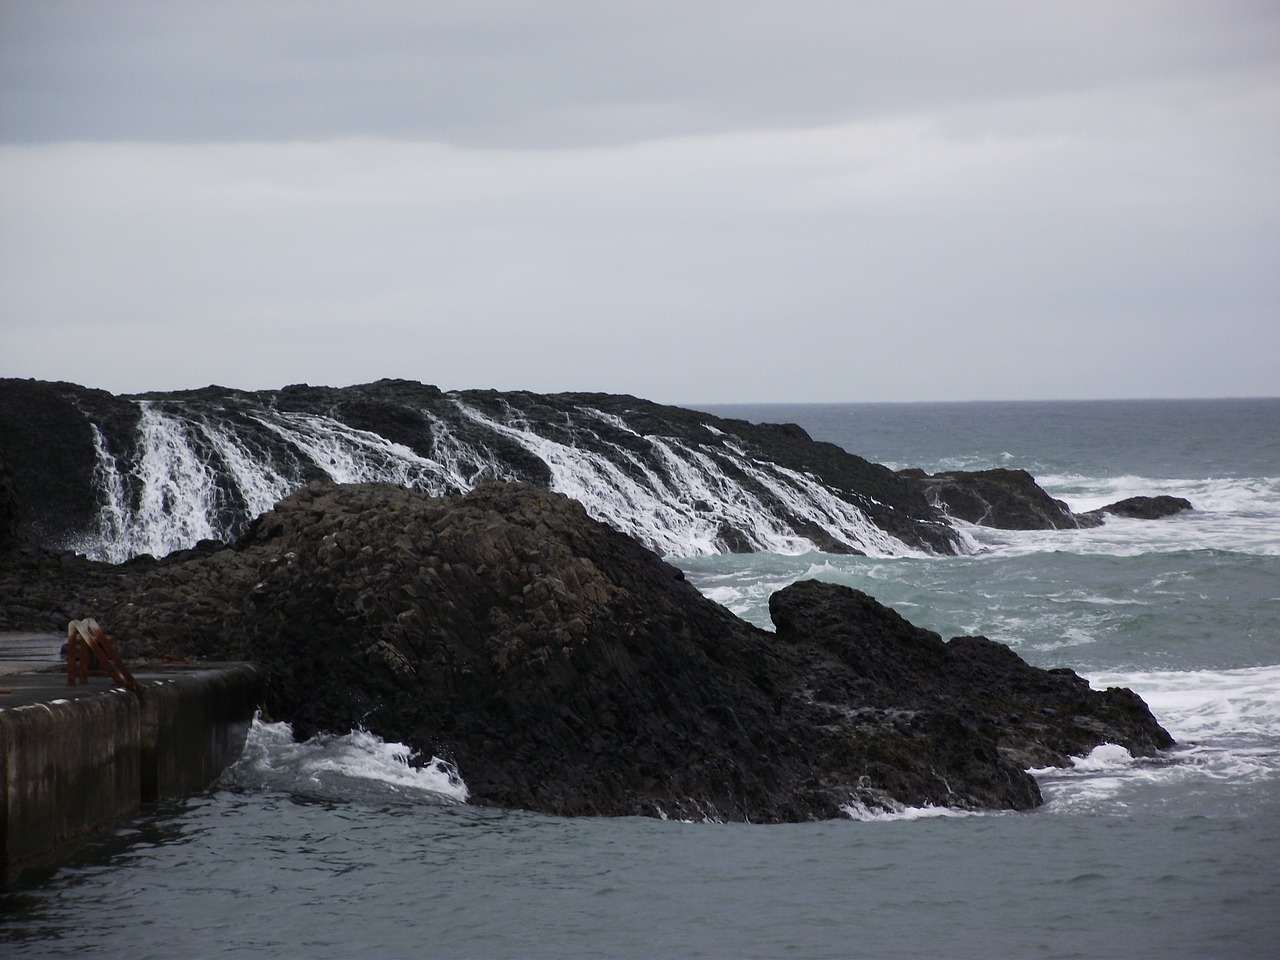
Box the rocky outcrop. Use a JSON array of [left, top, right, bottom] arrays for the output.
[[100, 481, 1173, 821], [770, 581, 1173, 772], [900, 468, 1194, 530], [898, 468, 1100, 530], [1084, 495, 1194, 521], [1, 379, 1194, 560], [0, 380, 141, 550], [0, 378, 958, 559]]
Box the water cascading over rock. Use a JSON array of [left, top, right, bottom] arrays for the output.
[[0, 378, 961, 561]]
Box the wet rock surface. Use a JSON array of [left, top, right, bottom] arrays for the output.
[[84, 481, 1173, 821], [899, 468, 1100, 530], [1085, 495, 1194, 521], [900, 468, 1194, 531], [1, 379, 1190, 561], [0, 378, 959, 558]]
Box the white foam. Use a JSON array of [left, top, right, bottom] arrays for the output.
[[255, 409, 491, 494], [839, 798, 976, 822], [1018, 473, 1280, 558], [1056, 742, 1136, 773], [78, 404, 226, 560], [454, 400, 923, 559], [1027, 664, 1280, 812], [1088, 664, 1280, 744], [224, 716, 469, 804], [199, 417, 299, 517]]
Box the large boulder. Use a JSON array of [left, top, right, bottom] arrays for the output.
[[898, 468, 1100, 530], [770, 580, 1174, 771], [103, 481, 1173, 821], [1084, 495, 1194, 521]]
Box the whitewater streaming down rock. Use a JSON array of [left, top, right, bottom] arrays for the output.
[[0, 378, 961, 560]]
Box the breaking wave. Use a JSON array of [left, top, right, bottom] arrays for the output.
[[220, 716, 469, 806]]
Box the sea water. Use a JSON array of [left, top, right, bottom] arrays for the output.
[[3, 399, 1278, 958]]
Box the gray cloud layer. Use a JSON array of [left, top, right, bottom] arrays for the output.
[[1, 2, 1277, 401]]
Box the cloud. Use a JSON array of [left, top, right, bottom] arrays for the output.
[[3, 2, 1277, 146], [0, 3, 1276, 400]]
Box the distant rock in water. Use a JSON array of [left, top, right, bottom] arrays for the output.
[[0, 378, 958, 561], [899, 468, 1193, 530], [106, 481, 1174, 821], [899, 467, 1098, 530], [1084, 495, 1194, 521]]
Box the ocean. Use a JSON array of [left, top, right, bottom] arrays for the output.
[[3, 398, 1278, 959]]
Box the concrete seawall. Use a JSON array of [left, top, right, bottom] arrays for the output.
[[1, 663, 264, 887]]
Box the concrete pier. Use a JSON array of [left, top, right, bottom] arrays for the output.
[[0, 639, 264, 887]]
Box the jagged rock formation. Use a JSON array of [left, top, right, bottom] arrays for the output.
[[0, 378, 958, 560], [900, 468, 1194, 531], [770, 581, 1174, 773], [899, 467, 1100, 530], [1084, 495, 1194, 521], [102, 481, 1173, 821], [0, 379, 1196, 564]]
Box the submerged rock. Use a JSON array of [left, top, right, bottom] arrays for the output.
[[105, 481, 1173, 821]]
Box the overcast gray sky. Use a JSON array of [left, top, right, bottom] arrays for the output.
[[1, 1, 1277, 402]]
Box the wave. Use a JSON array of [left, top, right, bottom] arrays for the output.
[[220, 716, 469, 806], [1026, 664, 1280, 814], [1089, 664, 1280, 745], [959, 469, 1280, 558], [839, 799, 977, 822]]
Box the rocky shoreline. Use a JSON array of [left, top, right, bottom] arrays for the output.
[[1, 379, 1192, 565], [2, 480, 1174, 821], [1, 380, 1188, 820], [898, 466, 1192, 530]]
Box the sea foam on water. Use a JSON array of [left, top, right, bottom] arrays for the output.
[[224, 716, 469, 805]]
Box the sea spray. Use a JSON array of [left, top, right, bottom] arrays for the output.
[[223, 716, 469, 805]]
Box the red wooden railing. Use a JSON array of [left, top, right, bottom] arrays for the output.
[[66, 618, 138, 692]]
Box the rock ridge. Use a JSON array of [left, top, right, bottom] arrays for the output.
[[899, 467, 1194, 530], [97, 480, 1173, 821]]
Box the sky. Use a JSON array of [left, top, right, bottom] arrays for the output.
[[1, 1, 1277, 404]]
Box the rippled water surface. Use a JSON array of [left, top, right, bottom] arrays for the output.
[[5, 782, 1277, 960]]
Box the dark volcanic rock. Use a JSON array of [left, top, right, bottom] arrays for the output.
[[771, 581, 1173, 771], [899, 467, 1101, 530], [103, 481, 1173, 821], [0, 449, 19, 554], [110, 482, 825, 819], [1084, 495, 1194, 521], [0, 377, 960, 560], [0, 548, 133, 632], [0, 379, 141, 549], [900, 467, 1195, 531]]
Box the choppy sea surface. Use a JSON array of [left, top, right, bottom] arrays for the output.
[[4, 398, 1279, 959]]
